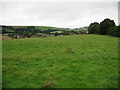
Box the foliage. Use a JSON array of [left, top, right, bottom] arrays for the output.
[[88, 22, 99, 34], [99, 18, 115, 35], [2, 28, 6, 34], [2, 26, 14, 33], [15, 26, 37, 38], [88, 18, 119, 37], [54, 32, 59, 36], [108, 26, 120, 37]]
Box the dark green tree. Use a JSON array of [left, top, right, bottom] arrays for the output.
[[54, 32, 59, 36], [99, 18, 115, 35], [2, 28, 6, 34], [108, 26, 120, 37], [88, 22, 99, 34], [26, 26, 36, 37]]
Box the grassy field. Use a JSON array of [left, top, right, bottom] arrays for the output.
[[2, 34, 118, 88], [9, 26, 67, 31]]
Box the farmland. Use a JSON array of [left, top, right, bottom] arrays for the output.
[[2, 34, 118, 88]]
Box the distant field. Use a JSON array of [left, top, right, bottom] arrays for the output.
[[35, 26, 66, 31], [10, 26, 67, 31], [2, 34, 118, 88]]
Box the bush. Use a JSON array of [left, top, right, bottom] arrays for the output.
[[8, 33, 16, 38]]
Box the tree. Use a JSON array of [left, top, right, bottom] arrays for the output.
[[25, 26, 34, 37], [15, 28, 26, 37], [99, 18, 115, 35], [2, 28, 6, 34], [88, 22, 99, 34], [54, 32, 59, 36], [108, 26, 120, 37]]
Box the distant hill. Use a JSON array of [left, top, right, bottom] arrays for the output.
[[1, 25, 88, 34], [2, 25, 69, 31], [35, 26, 68, 31], [79, 26, 88, 31], [73, 26, 88, 31]]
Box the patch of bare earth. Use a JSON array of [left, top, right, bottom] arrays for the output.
[[2, 35, 12, 40]]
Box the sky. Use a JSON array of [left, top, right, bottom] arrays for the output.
[[0, 0, 119, 28]]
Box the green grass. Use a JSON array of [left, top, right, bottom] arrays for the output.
[[35, 26, 66, 31], [4, 26, 67, 32], [2, 34, 118, 88], [11, 26, 67, 31]]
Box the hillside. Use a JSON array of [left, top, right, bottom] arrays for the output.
[[2, 26, 69, 31], [35, 26, 68, 31], [2, 25, 88, 32]]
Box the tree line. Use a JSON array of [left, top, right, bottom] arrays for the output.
[[88, 18, 120, 37]]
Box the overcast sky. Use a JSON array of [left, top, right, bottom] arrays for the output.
[[0, 0, 119, 28]]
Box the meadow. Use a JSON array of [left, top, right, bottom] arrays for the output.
[[2, 34, 118, 88]]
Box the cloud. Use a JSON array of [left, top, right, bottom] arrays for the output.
[[0, 2, 118, 28]]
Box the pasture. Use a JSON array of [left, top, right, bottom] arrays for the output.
[[2, 34, 118, 88]]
